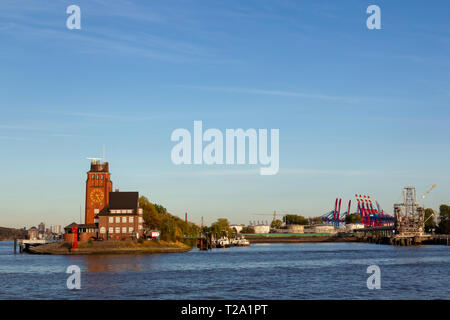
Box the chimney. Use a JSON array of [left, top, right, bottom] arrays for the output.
[[185, 212, 188, 223]]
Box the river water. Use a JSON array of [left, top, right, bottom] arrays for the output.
[[0, 241, 448, 299]]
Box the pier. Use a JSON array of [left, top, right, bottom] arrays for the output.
[[14, 239, 58, 253]]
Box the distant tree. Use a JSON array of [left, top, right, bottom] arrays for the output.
[[345, 213, 362, 224], [271, 219, 283, 229], [210, 218, 232, 238], [424, 208, 436, 233], [308, 217, 323, 225], [283, 214, 308, 225], [240, 226, 255, 234], [139, 196, 200, 242], [139, 196, 162, 231], [438, 205, 450, 234]]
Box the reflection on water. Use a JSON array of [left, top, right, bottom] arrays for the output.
[[0, 241, 449, 299]]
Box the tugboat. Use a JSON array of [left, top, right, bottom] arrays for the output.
[[231, 235, 251, 247], [237, 237, 250, 246], [216, 236, 231, 248]]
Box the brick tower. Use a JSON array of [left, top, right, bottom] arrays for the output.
[[85, 158, 113, 225]]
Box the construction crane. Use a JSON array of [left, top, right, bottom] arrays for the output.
[[417, 184, 436, 204]]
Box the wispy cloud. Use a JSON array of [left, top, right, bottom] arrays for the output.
[[175, 85, 361, 103], [280, 169, 377, 176], [134, 167, 379, 178], [66, 112, 157, 121], [0, 1, 223, 63]]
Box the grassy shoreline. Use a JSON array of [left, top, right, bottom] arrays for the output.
[[28, 240, 192, 255]]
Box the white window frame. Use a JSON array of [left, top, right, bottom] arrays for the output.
[[115, 217, 120, 223], [122, 227, 127, 233], [108, 217, 113, 223], [129, 217, 134, 223], [100, 227, 106, 234], [122, 217, 127, 223], [108, 227, 113, 234]]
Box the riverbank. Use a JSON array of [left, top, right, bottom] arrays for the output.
[[28, 240, 192, 255], [244, 233, 358, 243]]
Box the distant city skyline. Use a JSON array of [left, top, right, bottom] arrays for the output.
[[1, 0, 450, 228]]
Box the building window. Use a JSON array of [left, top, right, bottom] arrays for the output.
[[115, 227, 120, 233], [109, 227, 113, 234], [91, 175, 94, 180], [129, 227, 134, 233], [129, 217, 134, 223], [100, 227, 106, 234], [122, 227, 127, 233], [115, 217, 120, 223], [100, 175, 103, 180], [122, 217, 127, 223], [127, 209, 132, 214], [108, 217, 113, 223], [94, 208, 99, 214], [138, 225, 143, 230], [138, 217, 143, 223]]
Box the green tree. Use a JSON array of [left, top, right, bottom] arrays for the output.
[[345, 213, 362, 224], [138, 196, 200, 242], [283, 214, 308, 225], [210, 218, 232, 238], [438, 204, 450, 234], [424, 208, 436, 233], [271, 219, 283, 229], [308, 217, 323, 225], [240, 226, 254, 234], [139, 196, 162, 230]]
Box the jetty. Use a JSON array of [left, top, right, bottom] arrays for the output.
[[14, 239, 58, 253]]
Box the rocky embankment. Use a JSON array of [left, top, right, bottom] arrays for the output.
[[29, 240, 192, 255]]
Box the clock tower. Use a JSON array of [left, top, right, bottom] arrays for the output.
[[85, 158, 113, 225]]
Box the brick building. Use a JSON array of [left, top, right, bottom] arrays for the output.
[[64, 159, 144, 242], [98, 191, 144, 240]]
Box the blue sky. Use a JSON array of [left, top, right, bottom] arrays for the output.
[[1, 0, 449, 228]]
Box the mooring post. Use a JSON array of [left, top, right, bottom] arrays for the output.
[[14, 238, 17, 254]]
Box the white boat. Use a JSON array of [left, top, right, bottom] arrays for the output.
[[216, 237, 230, 248], [230, 235, 251, 247], [236, 238, 250, 246]]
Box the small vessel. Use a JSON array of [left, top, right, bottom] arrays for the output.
[[216, 237, 230, 248], [231, 235, 251, 247], [237, 238, 250, 246]]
